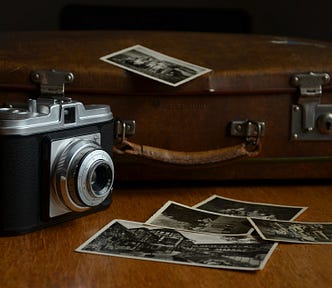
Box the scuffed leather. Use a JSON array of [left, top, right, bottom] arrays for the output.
[[114, 139, 260, 165]]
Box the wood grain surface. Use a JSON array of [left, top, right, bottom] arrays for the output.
[[1, 181, 331, 288]]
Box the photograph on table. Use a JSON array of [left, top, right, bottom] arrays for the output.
[[145, 201, 253, 235], [76, 219, 277, 271], [248, 218, 332, 244], [193, 195, 307, 220]]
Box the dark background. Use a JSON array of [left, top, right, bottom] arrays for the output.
[[0, 0, 331, 41]]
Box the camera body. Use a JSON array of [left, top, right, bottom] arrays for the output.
[[0, 96, 115, 236]]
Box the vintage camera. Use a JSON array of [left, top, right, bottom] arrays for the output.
[[0, 71, 115, 235]]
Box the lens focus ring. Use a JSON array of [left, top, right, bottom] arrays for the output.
[[76, 150, 114, 206], [54, 139, 114, 212]]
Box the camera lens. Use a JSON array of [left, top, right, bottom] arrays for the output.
[[76, 149, 114, 208], [53, 139, 114, 212], [90, 164, 112, 196]]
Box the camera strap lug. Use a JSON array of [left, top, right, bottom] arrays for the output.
[[30, 69, 74, 102]]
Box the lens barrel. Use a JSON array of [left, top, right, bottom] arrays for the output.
[[53, 139, 114, 212]]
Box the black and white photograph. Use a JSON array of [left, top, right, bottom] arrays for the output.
[[100, 45, 211, 87], [248, 218, 332, 244], [145, 201, 253, 235], [76, 219, 277, 271], [193, 195, 307, 221]]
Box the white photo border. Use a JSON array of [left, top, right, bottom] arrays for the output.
[[76, 219, 277, 271], [193, 194, 308, 221], [100, 45, 212, 87]]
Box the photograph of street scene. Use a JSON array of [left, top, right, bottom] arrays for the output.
[[76, 220, 277, 271], [194, 195, 307, 221], [249, 218, 332, 244], [100, 45, 211, 86], [146, 201, 253, 235]]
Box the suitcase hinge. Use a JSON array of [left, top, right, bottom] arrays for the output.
[[290, 72, 332, 140], [30, 69, 74, 102], [230, 120, 265, 150]]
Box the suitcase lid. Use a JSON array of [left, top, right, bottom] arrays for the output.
[[1, 30, 332, 95]]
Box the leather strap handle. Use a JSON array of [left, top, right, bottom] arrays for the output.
[[113, 139, 260, 165]]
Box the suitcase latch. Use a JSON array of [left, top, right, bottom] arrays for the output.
[[31, 69, 74, 102], [290, 72, 331, 140]]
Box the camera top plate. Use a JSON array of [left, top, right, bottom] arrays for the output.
[[0, 98, 113, 136]]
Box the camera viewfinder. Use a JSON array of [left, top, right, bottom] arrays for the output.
[[64, 107, 76, 124]]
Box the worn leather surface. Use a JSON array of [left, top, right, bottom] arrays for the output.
[[1, 31, 332, 180], [1, 31, 332, 93], [114, 139, 259, 165]]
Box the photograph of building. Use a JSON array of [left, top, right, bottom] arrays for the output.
[[194, 195, 307, 220], [78, 220, 276, 271], [100, 45, 211, 86], [146, 201, 252, 235], [249, 218, 332, 244]]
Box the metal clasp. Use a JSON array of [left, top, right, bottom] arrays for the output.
[[230, 120, 265, 150], [115, 120, 136, 142], [30, 69, 74, 102], [291, 72, 331, 132], [290, 72, 332, 140]]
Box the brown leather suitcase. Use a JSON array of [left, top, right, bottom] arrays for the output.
[[1, 31, 332, 181]]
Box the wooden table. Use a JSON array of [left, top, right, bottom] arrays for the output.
[[1, 181, 331, 288]]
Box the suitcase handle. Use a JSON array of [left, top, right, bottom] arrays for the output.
[[113, 139, 260, 165]]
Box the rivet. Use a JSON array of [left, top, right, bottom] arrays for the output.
[[323, 74, 331, 83], [292, 76, 300, 85], [65, 73, 74, 82], [306, 127, 314, 132], [236, 124, 243, 132], [31, 72, 40, 82]]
